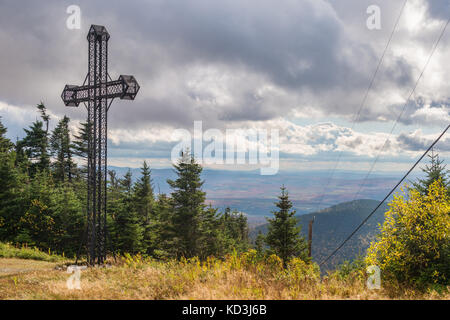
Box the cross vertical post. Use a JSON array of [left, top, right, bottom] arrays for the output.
[[62, 25, 140, 265]]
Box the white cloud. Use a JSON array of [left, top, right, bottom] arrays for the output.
[[410, 104, 450, 126]]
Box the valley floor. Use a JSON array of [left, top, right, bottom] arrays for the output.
[[0, 257, 448, 300]]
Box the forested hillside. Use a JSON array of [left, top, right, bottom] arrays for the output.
[[251, 199, 389, 271], [0, 106, 249, 259]]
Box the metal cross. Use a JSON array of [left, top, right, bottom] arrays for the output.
[[62, 25, 140, 265]]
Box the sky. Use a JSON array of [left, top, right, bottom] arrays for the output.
[[0, 0, 449, 173]]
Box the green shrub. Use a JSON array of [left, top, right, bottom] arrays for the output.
[[0, 242, 65, 262]]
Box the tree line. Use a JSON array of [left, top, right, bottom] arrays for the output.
[[1, 103, 448, 287], [0, 104, 308, 264]]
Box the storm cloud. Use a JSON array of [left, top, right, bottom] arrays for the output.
[[0, 0, 448, 168]]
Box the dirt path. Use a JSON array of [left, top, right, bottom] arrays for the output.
[[0, 258, 57, 277]]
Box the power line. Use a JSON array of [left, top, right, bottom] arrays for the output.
[[319, 124, 450, 266], [311, 0, 408, 212], [318, 15, 449, 265], [348, 17, 449, 203]]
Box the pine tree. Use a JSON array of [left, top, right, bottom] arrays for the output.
[[0, 117, 13, 152], [255, 230, 266, 257], [109, 169, 144, 254], [132, 161, 155, 253], [265, 186, 308, 267], [167, 150, 206, 258], [72, 121, 90, 178], [49, 183, 84, 256], [17, 104, 51, 175], [37, 102, 50, 134], [121, 169, 133, 193], [218, 207, 250, 254], [0, 118, 23, 241], [149, 193, 175, 259], [16, 171, 57, 249], [0, 152, 21, 241], [198, 204, 221, 258], [133, 161, 154, 224], [73, 121, 90, 159], [413, 148, 449, 195], [50, 116, 76, 183]]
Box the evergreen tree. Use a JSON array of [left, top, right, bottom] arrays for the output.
[[72, 121, 90, 178], [255, 230, 266, 257], [109, 169, 144, 254], [0, 152, 23, 242], [0, 119, 24, 241], [133, 161, 154, 224], [149, 193, 175, 259], [48, 183, 84, 256], [0, 117, 13, 152], [37, 102, 50, 134], [121, 169, 133, 193], [167, 151, 206, 258], [73, 121, 90, 159], [50, 116, 76, 183], [198, 204, 221, 258], [218, 207, 249, 254], [133, 161, 155, 253], [265, 186, 308, 267], [413, 148, 449, 195], [17, 104, 51, 175], [16, 171, 56, 248]]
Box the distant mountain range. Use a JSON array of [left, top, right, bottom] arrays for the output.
[[109, 165, 414, 220], [250, 199, 389, 272]]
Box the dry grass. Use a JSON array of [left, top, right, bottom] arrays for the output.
[[0, 252, 448, 300], [0, 253, 450, 300], [0, 258, 57, 277]]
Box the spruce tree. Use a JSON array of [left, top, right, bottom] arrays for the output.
[[167, 150, 206, 258], [133, 161, 154, 224], [150, 193, 175, 258], [0, 118, 22, 241], [50, 116, 76, 183], [265, 186, 308, 267], [198, 204, 220, 258], [37, 102, 50, 134], [219, 207, 250, 254], [18, 120, 50, 174], [413, 148, 449, 195], [0, 151, 21, 241], [17, 104, 51, 175], [255, 230, 266, 257], [133, 161, 154, 253], [0, 117, 13, 152], [73, 121, 90, 159], [72, 121, 90, 179], [16, 171, 56, 249], [49, 183, 84, 256], [110, 169, 144, 254]]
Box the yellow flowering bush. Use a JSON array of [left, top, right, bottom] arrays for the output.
[[284, 257, 320, 282], [366, 180, 450, 287]]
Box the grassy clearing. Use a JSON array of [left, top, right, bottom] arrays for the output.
[[0, 251, 448, 300], [0, 243, 67, 263], [0, 258, 58, 277]]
